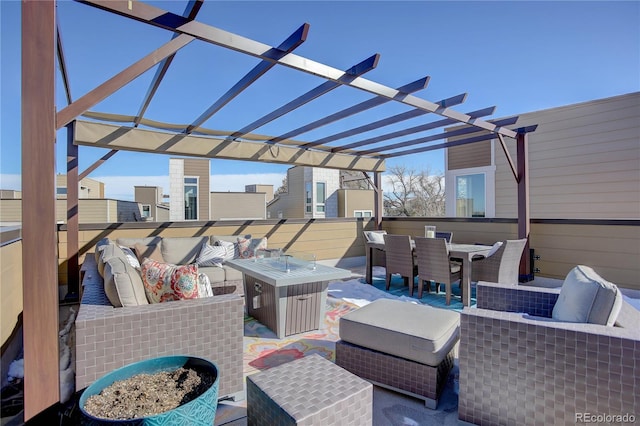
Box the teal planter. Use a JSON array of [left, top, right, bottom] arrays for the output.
[[79, 356, 219, 425]]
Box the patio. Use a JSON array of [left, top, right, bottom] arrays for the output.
[[7, 0, 639, 422]]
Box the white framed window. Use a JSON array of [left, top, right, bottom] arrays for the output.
[[305, 182, 312, 215], [316, 182, 326, 213], [141, 204, 151, 218], [353, 210, 373, 218], [445, 166, 496, 218], [184, 176, 198, 220]]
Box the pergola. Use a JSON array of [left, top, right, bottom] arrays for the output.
[[21, 0, 536, 418]]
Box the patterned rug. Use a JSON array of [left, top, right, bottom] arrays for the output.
[[242, 296, 359, 377]]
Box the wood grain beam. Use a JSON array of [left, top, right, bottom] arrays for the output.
[[21, 0, 59, 419]]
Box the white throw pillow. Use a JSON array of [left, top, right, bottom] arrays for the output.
[[197, 243, 227, 267], [119, 245, 141, 270], [552, 265, 623, 326], [215, 239, 239, 259], [486, 241, 503, 257], [365, 231, 386, 244], [197, 273, 213, 298]]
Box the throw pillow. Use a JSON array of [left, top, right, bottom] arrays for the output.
[[119, 245, 141, 270], [98, 243, 126, 277], [365, 231, 386, 244], [196, 243, 231, 267], [103, 257, 149, 307], [486, 241, 503, 257], [237, 236, 268, 259], [133, 243, 165, 264], [197, 273, 213, 298], [215, 239, 238, 259], [140, 259, 199, 303], [552, 265, 623, 326]]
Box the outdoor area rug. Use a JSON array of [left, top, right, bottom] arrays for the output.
[[214, 273, 463, 425]]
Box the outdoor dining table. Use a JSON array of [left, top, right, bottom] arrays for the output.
[[365, 240, 492, 307]]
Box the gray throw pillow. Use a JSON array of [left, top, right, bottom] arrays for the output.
[[552, 265, 623, 326]]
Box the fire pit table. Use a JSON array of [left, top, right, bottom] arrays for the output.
[[226, 255, 350, 338]]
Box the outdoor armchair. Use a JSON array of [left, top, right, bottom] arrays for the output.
[[470, 238, 526, 284], [459, 280, 639, 425]]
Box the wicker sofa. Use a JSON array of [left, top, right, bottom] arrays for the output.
[[459, 281, 640, 425], [75, 236, 248, 401]]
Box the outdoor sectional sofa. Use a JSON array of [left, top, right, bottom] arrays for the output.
[[74, 235, 250, 401], [459, 279, 640, 425]]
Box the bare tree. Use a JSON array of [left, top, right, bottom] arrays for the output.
[[383, 165, 445, 216], [275, 176, 288, 195], [340, 170, 370, 189]]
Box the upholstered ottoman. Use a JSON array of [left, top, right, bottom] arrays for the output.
[[335, 298, 459, 409], [247, 354, 372, 425]]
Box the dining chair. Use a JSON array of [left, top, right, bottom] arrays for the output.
[[414, 236, 461, 304], [471, 238, 527, 284], [435, 231, 453, 243], [382, 234, 418, 296]]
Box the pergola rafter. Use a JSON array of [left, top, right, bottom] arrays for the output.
[[302, 93, 468, 148], [331, 106, 497, 153], [265, 76, 430, 144]]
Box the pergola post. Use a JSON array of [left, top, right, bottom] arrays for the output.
[[373, 171, 383, 230], [66, 121, 79, 299], [21, 0, 60, 418], [517, 131, 532, 281]]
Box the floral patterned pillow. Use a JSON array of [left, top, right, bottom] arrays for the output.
[[140, 259, 199, 303], [237, 237, 267, 259]]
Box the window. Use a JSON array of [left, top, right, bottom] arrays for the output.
[[316, 182, 326, 213], [141, 204, 151, 218], [354, 210, 373, 218], [305, 182, 312, 214], [56, 187, 67, 195], [456, 174, 485, 217], [184, 177, 198, 220]]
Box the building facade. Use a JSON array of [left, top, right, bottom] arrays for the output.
[[267, 166, 374, 219], [445, 92, 640, 219], [169, 158, 211, 221]]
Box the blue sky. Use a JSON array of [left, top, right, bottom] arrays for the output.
[[1, 1, 638, 200]]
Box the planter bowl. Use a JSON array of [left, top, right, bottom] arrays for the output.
[[79, 355, 219, 425]]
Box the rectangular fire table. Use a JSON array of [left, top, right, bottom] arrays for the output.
[[226, 256, 351, 338]]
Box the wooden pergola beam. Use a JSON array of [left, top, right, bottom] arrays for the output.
[[134, 0, 204, 127], [267, 76, 430, 143], [56, 33, 195, 130], [186, 23, 309, 134], [56, 22, 72, 105], [228, 54, 380, 140], [303, 93, 467, 148], [76, 0, 518, 138], [22, 0, 59, 419], [338, 106, 497, 153]]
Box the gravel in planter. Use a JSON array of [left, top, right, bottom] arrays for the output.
[[83, 367, 213, 420]]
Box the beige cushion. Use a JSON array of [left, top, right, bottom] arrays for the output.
[[339, 299, 460, 367], [97, 243, 126, 277], [223, 265, 243, 282], [160, 237, 209, 265], [116, 237, 162, 250], [133, 243, 165, 264], [199, 265, 226, 284], [103, 257, 149, 307], [552, 265, 623, 326]]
